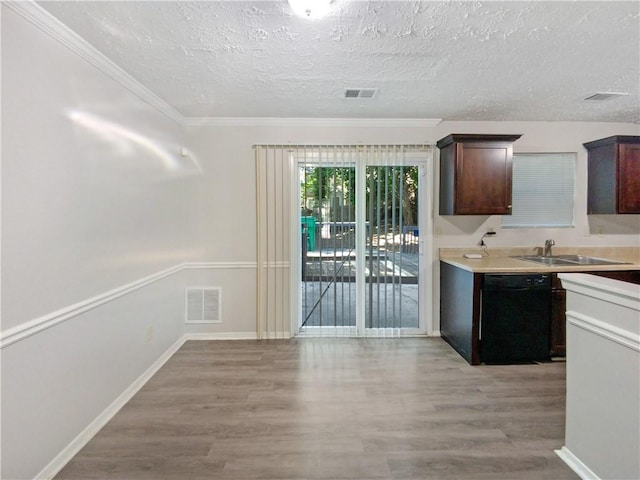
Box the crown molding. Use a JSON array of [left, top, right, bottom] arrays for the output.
[[5, 1, 186, 126], [183, 117, 442, 128], [6, 2, 442, 130]]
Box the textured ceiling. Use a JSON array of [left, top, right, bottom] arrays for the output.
[[38, 1, 640, 122]]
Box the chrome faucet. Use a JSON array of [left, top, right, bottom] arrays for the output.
[[544, 239, 555, 257]]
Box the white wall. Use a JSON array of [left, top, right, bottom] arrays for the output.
[[185, 122, 640, 263], [185, 121, 640, 334], [2, 6, 200, 330], [435, 121, 640, 247], [1, 273, 186, 480], [2, 2, 640, 478], [1, 6, 198, 479], [558, 273, 640, 480]]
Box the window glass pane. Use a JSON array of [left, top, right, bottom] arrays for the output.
[[502, 153, 575, 228]]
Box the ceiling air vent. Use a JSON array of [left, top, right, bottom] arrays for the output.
[[344, 88, 378, 99], [584, 92, 629, 102]]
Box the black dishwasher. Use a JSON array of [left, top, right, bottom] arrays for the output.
[[480, 274, 551, 364]]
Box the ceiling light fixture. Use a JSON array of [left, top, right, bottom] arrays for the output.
[[288, 0, 332, 19]]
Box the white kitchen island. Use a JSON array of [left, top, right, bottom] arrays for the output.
[[557, 273, 640, 480]]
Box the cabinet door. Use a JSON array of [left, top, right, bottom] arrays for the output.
[[456, 143, 512, 215], [618, 143, 640, 213], [586, 143, 617, 214], [439, 262, 482, 365], [550, 288, 566, 357]]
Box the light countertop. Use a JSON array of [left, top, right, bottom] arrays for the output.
[[440, 246, 640, 273]]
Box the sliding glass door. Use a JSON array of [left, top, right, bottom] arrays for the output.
[[364, 165, 421, 333], [299, 164, 357, 333], [297, 149, 426, 337]]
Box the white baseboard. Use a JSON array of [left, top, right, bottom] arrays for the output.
[[30, 326, 438, 479], [185, 332, 258, 340], [35, 336, 187, 480], [34, 332, 280, 478], [555, 446, 601, 480]]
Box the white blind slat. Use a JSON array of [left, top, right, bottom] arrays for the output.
[[502, 153, 575, 228]]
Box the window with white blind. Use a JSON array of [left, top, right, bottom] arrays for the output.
[[502, 153, 576, 228]]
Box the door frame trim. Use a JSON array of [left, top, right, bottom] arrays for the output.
[[290, 153, 434, 336]]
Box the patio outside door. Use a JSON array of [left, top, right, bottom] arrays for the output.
[[364, 165, 421, 333], [298, 158, 425, 337]]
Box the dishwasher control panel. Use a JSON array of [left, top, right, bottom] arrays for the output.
[[483, 273, 551, 290]]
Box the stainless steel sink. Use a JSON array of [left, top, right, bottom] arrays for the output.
[[512, 255, 630, 266], [513, 255, 576, 266], [554, 255, 630, 265]]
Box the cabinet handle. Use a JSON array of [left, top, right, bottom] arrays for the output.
[[507, 205, 512, 209]]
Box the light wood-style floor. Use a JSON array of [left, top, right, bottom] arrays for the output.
[[55, 338, 579, 480]]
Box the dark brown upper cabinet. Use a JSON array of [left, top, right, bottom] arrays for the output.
[[584, 135, 640, 214], [437, 134, 522, 215]]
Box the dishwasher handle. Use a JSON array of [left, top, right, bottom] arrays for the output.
[[491, 286, 537, 292]]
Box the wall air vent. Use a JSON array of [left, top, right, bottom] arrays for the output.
[[344, 88, 378, 99], [185, 287, 221, 324], [584, 92, 629, 102]]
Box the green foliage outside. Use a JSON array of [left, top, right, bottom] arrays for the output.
[[300, 166, 419, 228]]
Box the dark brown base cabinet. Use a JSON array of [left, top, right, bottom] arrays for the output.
[[440, 262, 481, 364], [591, 270, 640, 284], [550, 274, 567, 357], [549, 271, 640, 358], [440, 262, 640, 365], [440, 263, 552, 365]]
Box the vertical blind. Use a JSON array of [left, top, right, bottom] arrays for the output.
[[255, 146, 292, 339], [255, 144, 431, 339], [298, 148, 357, 337], [502, 153, 576, 228]]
